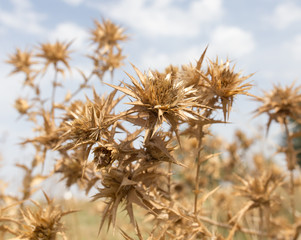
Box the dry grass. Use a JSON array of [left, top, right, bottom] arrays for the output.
[[1, 18, 301, 240]]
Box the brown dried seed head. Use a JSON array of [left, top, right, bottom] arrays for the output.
[[235, 171, 283, 206], [255, 82, 301, 130], [6, 48, 34, 76], [36, 41, 72, 71], [55, 156, 85, 188], [107, 64, 207, 142], [16, 193, 74, 240], [14, 98, 30, 114], [93, 146, 114, 169], [91, 19, 128, 52], [55, 90, 121, 152], [201, 58, 253, 120]]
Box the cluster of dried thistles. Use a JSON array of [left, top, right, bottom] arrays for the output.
[[1, 18, 301, 240]]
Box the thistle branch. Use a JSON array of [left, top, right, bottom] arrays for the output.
[[50, 64, 59, 121], [284, 118, 296, 222]]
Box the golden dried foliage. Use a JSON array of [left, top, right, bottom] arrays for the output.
[[12, 193, 74, 240], [200, 58, 253, 120], [14, 98, 30, 115], [107, 64, 209, 142], [234, 171, 283, 208], [255, 82, 301, 130], [89, 19, 128, 80], [91, 19, 128, 52], [55, 89, 123, 155], [36, 41, 72, 74], [92, 164, 166, 232], [3, 17, 301, 240], [6, 48, 36, 85]]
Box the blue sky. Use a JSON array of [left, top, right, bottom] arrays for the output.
[[1, 0, 301, 188]]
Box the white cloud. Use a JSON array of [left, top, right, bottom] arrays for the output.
[[209, 25, 255, 58], [288, 34, 301, 60], [0, 27, 5, 36], [136, 44, 207, 70], [48, 22, 89, 50], [268, 2, 301, 29], [0, 0, 47, 35], [190, 0, 223, 22], [92, 0, 223, 37], [62, 0, 83, 6]]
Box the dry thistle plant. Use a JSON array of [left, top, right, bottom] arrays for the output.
[[6, 192, 74, 240], [89, 19, 127, 79], [255, 82, 301, 222], [6, 49, 37, 86], [106, 64, 208, 143], [36, 41, 72, 75], [199, 57, 253, 121], [2, 17, 301, 240]]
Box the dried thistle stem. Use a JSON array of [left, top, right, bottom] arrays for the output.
[[265, 206, 271, 236], [197, 215, 268, 237], [194, 126, 205, 214], [193, 100, 217, 214], [168, 162, 172, 197], [50, 65, 59, 120], [259, 207, 264, 239], [284, 119, 296, 222], [289, 169, 295, 222]]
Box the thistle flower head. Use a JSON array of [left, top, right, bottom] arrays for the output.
[[235, 171, 283, 207], [108, 64, 206, 141], [14, 98, 30, 115], [6, 48, 34, 75], [16, 192, 74, 240], [255, 82, 301, 131], [201, 58, 253, 120], [64, 100, 110, 145], [91, 19, 128, 52], [55, 90, 123, 159], [36, 41, 72, 73], [93, 129, 142, 169], [6, 48, 36, 85], [55, 148, 97, 191], [93, 145, 118, 169]]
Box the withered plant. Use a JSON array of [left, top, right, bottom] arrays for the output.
[[4, 193, 74, 240], [1, 17, 301, 240], [255, 82, 301, 222]]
